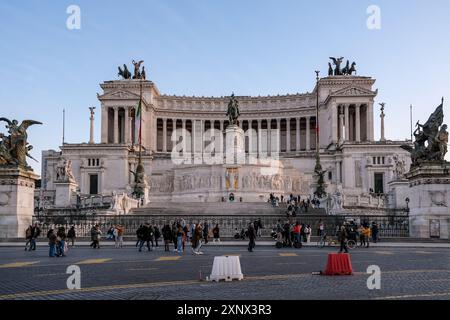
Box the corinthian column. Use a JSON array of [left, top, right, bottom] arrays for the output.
[[306, 116, 311, 151], [355, 105, 361, 142], [162, 118, 167, 152], [113, 107, 119, 144]]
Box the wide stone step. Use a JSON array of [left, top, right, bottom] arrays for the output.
[[130, 202, 327, 216]]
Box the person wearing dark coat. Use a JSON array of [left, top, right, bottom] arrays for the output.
[[162, 224, 172, 252], [67, 226, 76, 247], [47, 229, 57, 257], [138, 223, 152, 252], [338, 225, 349, 253], [247, 223, 256, 252], [30, 223, 41, 251], [136, 225, 143, 247]]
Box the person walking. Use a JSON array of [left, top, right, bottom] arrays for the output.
[[162, 224, 171, 252], [107, 226, 115, 241], [67, 226, 76, 247], [29, 222, 41, 251], [154, 226, 161, 248], [305, 224, 311, 243], [139, 223, 151, 252], [257, 218, 263, 237], [89, 226, 96, 248], [24, 225, 32, 251], [338, 225, 349, 253], [203, 222, 209, 244], [115, 225, 124, 248], [56, 227, 67, 257], [148, 225, 155, 249], [171, 223, 178, 252], [47, 229, 57, 257], [293, 222, 301, 245], [212, 224, 220, 243], [91, 225, 101, 249], [176, 224, 185, 254], [247, 223, 256, 252], [136, 225, 143, 247], [317, 219, 324, 237], [192, 223, 203, 255], [357, 225, 365, 247], [371, 222, 379, 243], [363, 225, 371, 248]]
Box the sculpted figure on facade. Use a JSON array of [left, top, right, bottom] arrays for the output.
[[402, 98, 448, 165], [392, 155, 406, 180], [118, 64, 132, 79], [226, 93, 240, 125], [55, 158, 76, 183], [0, 118, 42, 168]]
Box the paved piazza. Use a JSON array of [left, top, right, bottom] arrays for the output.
[[0, 244, 449, 300]]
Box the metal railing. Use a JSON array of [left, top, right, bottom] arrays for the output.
[[32, 213, 409, 238]]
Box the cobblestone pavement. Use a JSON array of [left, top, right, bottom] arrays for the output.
[[0, 243, 449, 300]]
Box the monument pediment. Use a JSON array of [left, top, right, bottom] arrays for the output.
[[97, 90, 141, 101], [331, 86, 377, 97]]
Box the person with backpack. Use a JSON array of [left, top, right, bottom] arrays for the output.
[[67, 226, 76, 247]]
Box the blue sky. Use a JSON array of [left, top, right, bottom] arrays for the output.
[[0, 0, 449, 173]]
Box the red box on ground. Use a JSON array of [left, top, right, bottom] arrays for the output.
[[323, 253, 353, 276]]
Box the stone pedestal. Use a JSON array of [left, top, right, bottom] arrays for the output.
[[225, 125, 245, 165], [405, 162, 450, 239], [0, 168, 39, 238], [54, 181, 78, 207], [387, 179, 410, 210]]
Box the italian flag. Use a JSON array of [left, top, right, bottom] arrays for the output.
[[135, 99, 141, 144]]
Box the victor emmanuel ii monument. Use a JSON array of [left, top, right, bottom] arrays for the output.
[[39, 58, 414, 211], [0, 57, 447, 239]]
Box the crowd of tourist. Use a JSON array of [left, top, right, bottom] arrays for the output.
[[269, 193, 322, 214], [25, 216, 381, 257]]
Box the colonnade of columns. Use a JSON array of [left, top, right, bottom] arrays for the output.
[[336, 103, 369, 142], [155, 116, 317, 153], [105, 107, 136, 144]]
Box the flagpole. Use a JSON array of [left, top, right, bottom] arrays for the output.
[[139, 79, 143, 164], [62, 108, 65, 145], [410, 104, 413, 141]]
